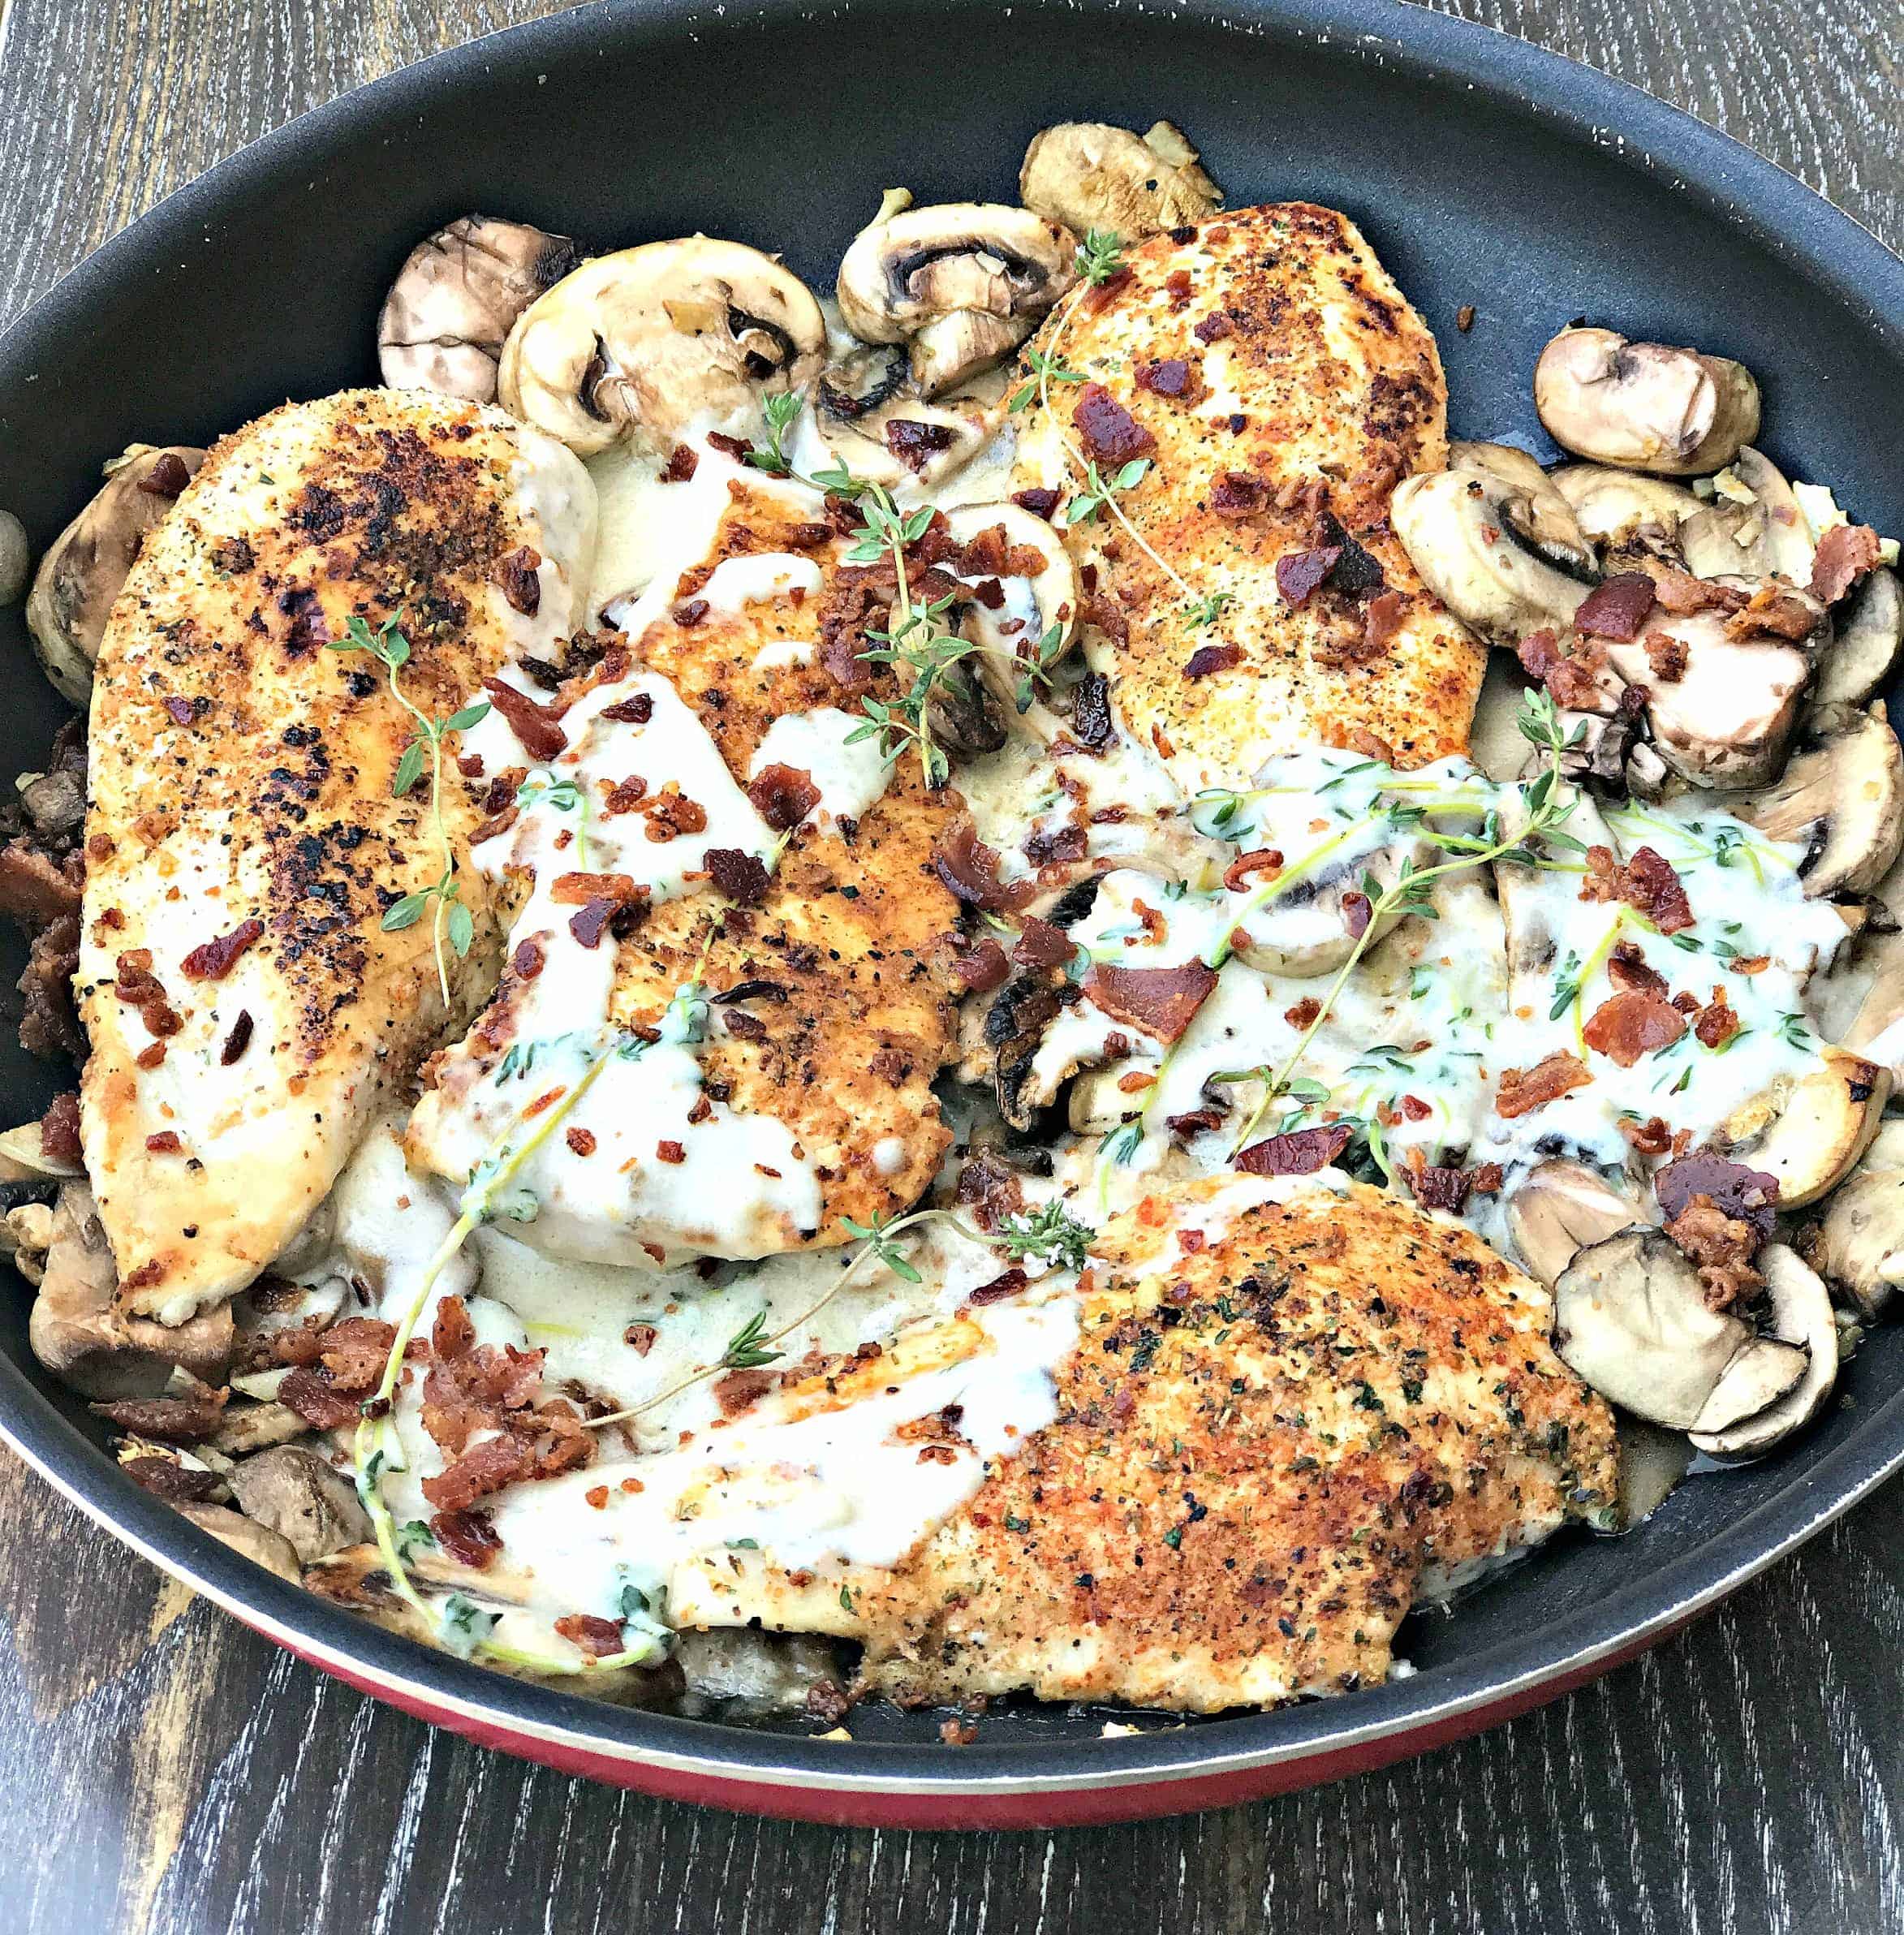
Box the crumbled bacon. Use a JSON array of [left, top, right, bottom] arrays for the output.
[[1223, 848, 1282, 891], [968, 1268, 1030, 1306], [1516, 628, 1609, 712], [1359, 590, 1405, 657], [1583, 989, 1687, 1067], [933, 817, 1034, 912], [481, 678, 568, 761], [1083, 962, 1217, 1042], [1574, 572, 1658, 641], [954, 1151, 1025, 1231], [1642, 629, 1688, 681], [1191, 312, 1233, 343], [1010, 916, 1074, 972], [1212, 471, 1269, 519], [1496, 1050, 1591, 1118], [1655, 1154, 1779, 1238], [1185, 643, 1242, 679], [1811, 523, 1883, 604], [1342, 891, 1372, 940], [41, 1090, 82, 1167], [1406, 1163, 1474, 1213], [1606, 942, 1669, 999], [123, 1457, 222, 1502], [1725, 581, 1819, 641], [554, 1614, 627, 1658], [144, 1131, 182, 1154], [706, 847, 770, 906], [492, 545, 543, 617], [1693, 985, 1741, 1049], [1579, 843, 1694, 933], [1234, 1123, 1352, 1175], [567, 899, 618, 949], [644, 787, 708, 840], [601, 692, 654, 726], [432, 1509, 504, 1570], [950, 936, 1010, 993], [661, 444, 699, 483], [1135, 357, 1200, 402], [1275, 543, 1342, 608], [550, 871, 639, 905], [885, 418, 959, 472], [1012, 487, 1061, 521], [747, 762, 820, 831], [1620, 1114, 1675, 1156], [1283, 998, 1321, 1029], [1665, 1197, 1764, 1309], [1072, 383, 1156, 468]]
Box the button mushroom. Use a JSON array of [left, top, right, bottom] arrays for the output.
[[1506, 1159, 1649, 1287], [1811, 566, 1904, 709], [498, 238, 827, 458], [1688, 1246, 1837, 1456], [940, 500, 1080, 720], [1534, 326, 1761, 476], [378, 214, 580, 403], [1549, 463, 1703, 570], [837, 202, 1078, 398], [1678, 447, 1817, 584], [177, 1502, 303, 1582], [1389, 461, 1595, 647], [26, 443, 206, 703], [1731, 701, 1904, 898], [1019, 121, 1223, 240], [0, 509, 28, 605], [1807, 1117, 1904, 1318], [226, 1443, 373, 1563], [1715, 1045, 1888, 1209]]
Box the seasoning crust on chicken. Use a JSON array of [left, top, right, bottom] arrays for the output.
[[1014, 203, 1485, 791], [79, 390, 596, 1321]]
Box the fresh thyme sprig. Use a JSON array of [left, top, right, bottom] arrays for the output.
[[1226, 691, 1582, 1155], [327, 610, 489, 1006], [1009, 347, 1086, 413], [742, 390, 803, 476], [1075, 229, 1126, 286], [994, 1200, 1096, 1271], [719, 1308, 782, 1371], [1063, 458, 1152, 527]]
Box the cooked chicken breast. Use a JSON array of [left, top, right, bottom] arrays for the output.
[[853, 1177, 1617, 1711], [406, 454, 963, 1266], [1014, 203, 1485, 792], [79, 390, 596, 1322]]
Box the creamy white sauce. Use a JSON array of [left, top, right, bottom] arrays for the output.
[[748, 709, 890, 831]]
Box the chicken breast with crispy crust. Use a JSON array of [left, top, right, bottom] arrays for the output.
[[80, 390, 596, 1322], [405, 455, 964, 1267], [1014, 203, 1485, 792], [853, 1177, 1617, 1712]]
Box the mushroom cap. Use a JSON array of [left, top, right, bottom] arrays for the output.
[[837, 202, 1077, 397], [1732, 700, 1904, 898], [0, 508, 28, 605], [499, 238, 826, 458], [1689, 1246, 1837, 1455], [1389, 464, 1594, 649], [1812, 565, 1904, 710], [1717, 1044, 1889, 1209], [26, 444, 206, 704], [1678, 447, 1816, 584], [1506, 1159, 1648, 1287], [1534, 326, 1761, 476], [1019, 120, 1223, 240], [378, 213, 579, 403], [1809, 1116, 1904, 1318], [1549, 463, 1703, 553]]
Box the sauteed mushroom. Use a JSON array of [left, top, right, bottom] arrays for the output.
[[1811, 566, 1904, 709], [1534, 326, 1761, 475], [1808, 1118, 1904, 1317], [0, 510, 28, 605], [1689, 1246, 1838, 1456], [1732, 702, 1904, 898], [1715, 1045, 1887, 1209], [1019, 121, 1222, 239], [1678, 447, 1816, 584], [1549, 464, 1703, 559], [1506, 1159, 1647, 1287]]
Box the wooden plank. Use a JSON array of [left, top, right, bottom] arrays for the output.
[[0, 2, 1898, 1931]]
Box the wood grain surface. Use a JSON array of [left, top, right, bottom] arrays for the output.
[[1, 2, 1900, 1931]]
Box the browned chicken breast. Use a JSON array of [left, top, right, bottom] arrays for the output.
[[79, 390, 597, 1321], [1013, 203, 1486, 791], [855, 1178, 1618, 1710]]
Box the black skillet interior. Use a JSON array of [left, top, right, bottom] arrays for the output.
[[2, 0, 1902, 1760]]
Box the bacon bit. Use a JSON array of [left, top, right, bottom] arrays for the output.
[[1515, 628, 1608, 712], [39, 1090, 80, 1167], [1071, 383, 1157, 468], [1649, 566, 1744, 615], [933, 817, 1035, 912], [1012, 487, 1061, 521], [955, 1151, 1025, 1233], [142, 450, 192, 497], [1606, 942, 1669, 999], [661, 444, 699, 483], [1579, 843, 1695, 933], [747, 762, 821, 830], [472, 804, 519, 844], [1726, 581, 1819, 642], [1185, 642, 1243, 679], [1642, 629, 1688, 681], [1665, 1198, 1765, 1309], [181, 917, 264, 981], [555, 1614, 627, 1658], [1407, 1163, 1473, 1213], [1135, 357, 1200, 401], [705, 847, 770, 906], [1165, 1106, 1226, 1140], [1023, 821, 1088, 868], [1342, 890, 1372, 940], [707, 431, 752, 459], [511, 939, 547, 982], [1211, 471, 1269, 519], [432, 1509, 503, 1569], [1730, 954, 1771, 976], [969, 1268, 1030, 1305], [1399, 1094, 1432, 1123], [624, 1323, 658, 1356], [1131, 899, 1168, 943], [1117, 1071, 1155, 1092], [1276, 543, 1342, 608], [1360, 590, 1406, 657], [1811, 523, 1883, 603], [566, 1126, 597, 1157], [601, 692, 654, 726], [492, 545, 543, 616], [1655, 1154, 1780, 1237], [713, 1368, 776, 1417], [1694, 985, 1741, 1048], [1283, 997, 1321, 1029], [162, 695, 200, 727], [722, 1009, 767, 1042], [950, 936, 1010, 993], [550, 871, 638, 906], [885, 419, 959, 472], [1583, 988, 1687, 1067], [1457, 304, 1476, 332], [144, 1130, 183, 1154], [122, 1457, 222, 1503], [135, 1042, 166, 1071], [1497, 1050, 1592, 1118], [567, 899, 618, 948], [584, 1485, 611, 1510], [644, 786, 709, 840], [481, 678, 568, 761], [1083, 961, 1218, 1042], [655, 1140, 687, 1165], [1574, 572, 1658, 641], [1164, 268, 1193, 305], [1010, 916, 1073, 972], [1621, 1114, 1674, 1155], [1235, 1123, 1353, 1175], [1192, 312, 1233, 343]]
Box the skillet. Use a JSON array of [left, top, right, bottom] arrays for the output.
[[1, 0, 1902, 1829]]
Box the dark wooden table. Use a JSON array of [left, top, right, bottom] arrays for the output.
[[2, 2, 1900, 1929]]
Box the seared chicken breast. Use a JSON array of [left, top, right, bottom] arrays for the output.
[[853, 1178, 1616, 1711], [80, 390, 596, 1321], [1014, 203, 1485, 792]]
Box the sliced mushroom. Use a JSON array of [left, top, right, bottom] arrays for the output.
[[1715, 1045, 1888, 1209], [1601, 615, 1807, 789], [1689, 1246, 1837, 1455], [0, 1118, 84, 1183], [499, 239, 826, 458], [1019, 120, 1222, 239], [1811, 567, 1904, 709], [1389, 465, 1593, 647], [940, 501, 1081, 722], [1549, 464, 1704, 558], [1552, 1229, 1755, 1426], [1467, 655, 1543, 782], [837, 203, 1077, 397], [0, 509, 28, 605], [1731, 702, 1904, 897], [226, 1444, 372, 1564], [1807, 1116, 1904, 1317], [1534, 327, 1760, 476], [1678, 447, 1816, 584], [813, 394, 996, 495], [1449, 442, 1598, 578], [1506, 1160, 1648, 1287], [28, 1183, 233, 1398], [26, 444, 206, 703], [177, 1502, 303, 1582], [378, 215, 579, 403]]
